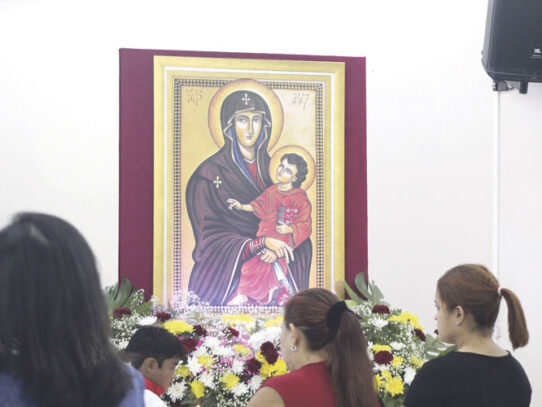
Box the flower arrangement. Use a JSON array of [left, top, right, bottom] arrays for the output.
[[108, 274, 450, 407], [344, 272, 451, 406]]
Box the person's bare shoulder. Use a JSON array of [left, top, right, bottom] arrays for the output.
[[246, 386, 285, 407]]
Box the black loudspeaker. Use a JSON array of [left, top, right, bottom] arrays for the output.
[[482, 0, 542, 94]]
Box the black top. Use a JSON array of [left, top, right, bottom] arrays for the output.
[[404, 351, 531, 407]]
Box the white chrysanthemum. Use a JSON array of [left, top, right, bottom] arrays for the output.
[[404, 366, 416, 384], [231, 359, 245, 375], [187, 355, 203, 375], [204, 336, 221, 350], [200, 371, 216, 389], [138, 316, 157, 326], [247, 327, 281, 349], [192, 346, 209, 358], [231, 382, 249, 397], [390, 341, 405, 350], [214, 345, 234, 358], [370, 318, 388, 329], [249, 375, 263, 392], [167, 381, 187, 401]]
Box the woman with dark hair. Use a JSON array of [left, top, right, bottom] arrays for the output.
[[0, 213, 144, 407], [247, 288, 379, 407], [404, 264, 531, 407]]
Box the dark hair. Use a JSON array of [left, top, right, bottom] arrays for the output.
[[438, 264, 529, 349], [0, 213, 132, 407], [284, 288, 378, 407], [126, 326, 185, 369], [281, 153, 308, 189]]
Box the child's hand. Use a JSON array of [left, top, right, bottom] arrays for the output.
[[227, 199, 241, 210], [276, 222, 293, 235]]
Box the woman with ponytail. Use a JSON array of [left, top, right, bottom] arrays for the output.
[[247, 288, 379, 407], [404, 264, 531, 407]]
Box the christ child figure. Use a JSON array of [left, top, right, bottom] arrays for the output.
[[226, 153, 312, 306]]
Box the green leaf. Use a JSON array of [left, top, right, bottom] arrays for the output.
[[115, 277, 134, 306], [345, 299, 359, 309], [354, 272, 371, 299], [343, 280, 363, 304], [134, 301, 153, 316], [370, 282, 389, 306]]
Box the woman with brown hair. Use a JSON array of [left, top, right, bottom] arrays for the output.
[[404, 264, 531, 406], [247, 288, 379, 407]]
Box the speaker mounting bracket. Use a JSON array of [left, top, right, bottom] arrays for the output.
[[492, 80, 529, 94]]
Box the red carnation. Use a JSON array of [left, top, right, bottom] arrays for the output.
[[414, 328, 426, 342], [113, 307, 131, 318], [155, 311, 172, 322], [225, 327, 240, 337], [181, 337, 198, 353], [374, 350, 394, 365], [193, 324, 208, 337], [260, 341, 279, 364], [246, 357, 262, 374], [260, 341, 275, 353], [372, 304, 390, 314]]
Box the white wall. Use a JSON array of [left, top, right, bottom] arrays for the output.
[[0, 0, 540, 404]]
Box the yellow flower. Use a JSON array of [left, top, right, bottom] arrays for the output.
[[176, 365, 191, 378], [163, 320, 194, 335], [198, 355, 214, 369], [374, 374, 383, 389], [260, 363, 274, 380], [385, 376, 404, 396], [255, 351, 266, 364], [221, 314, 255, 326], [233, 344, 250, 356], [380, 370, 392, 381], [264, 315, 284, 328], [391, 356, 404, 368], [272, 358, 288, 376], [190, 380, 205, 399], [409, 355, 425, 368], [388, 312, 423, 330], [221, 372, 240, 389], [372, 344, 392, 353]]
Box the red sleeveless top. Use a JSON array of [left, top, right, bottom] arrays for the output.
[[262, 361, 336, 407]]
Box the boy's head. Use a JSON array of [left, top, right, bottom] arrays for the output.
[[126, 326, 185, 391], [277, 153, 308, 189]]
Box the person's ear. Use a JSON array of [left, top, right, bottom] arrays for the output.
[[141, 357, 159, 374], [454, 306, 466, 326], [288, 323, 301, 347]]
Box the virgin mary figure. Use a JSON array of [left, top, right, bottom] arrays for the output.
[[186, 80, 312, 306]]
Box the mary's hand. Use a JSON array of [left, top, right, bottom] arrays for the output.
[[259, 249, 278, 263], [264, 237, 294, 264]]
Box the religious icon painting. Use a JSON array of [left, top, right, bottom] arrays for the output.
[[152, 56, 346, 310]]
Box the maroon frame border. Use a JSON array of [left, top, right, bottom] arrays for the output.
[[119, 48, 367, 298]]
